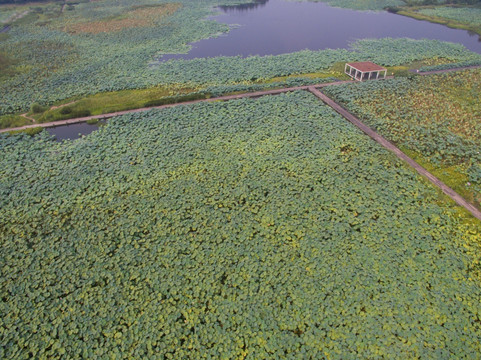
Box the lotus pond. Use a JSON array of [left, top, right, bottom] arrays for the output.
[[1, 91, 481, 358]]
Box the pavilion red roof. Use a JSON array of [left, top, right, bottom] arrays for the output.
[[346, 61, 386, 72]]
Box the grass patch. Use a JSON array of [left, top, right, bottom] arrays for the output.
[[28, 72, 344, 125], [143, 92, 210, 107], [265, 63, 351, 83], [385, 58, 455, 76], [403, 147, 481, 213], [30, 102, 49, 113], [7, 126, 43, 136], [324, 69, 481, 212], [0, 114, 31, 129], [37, 108, 91, 123], [34, 85, 200, 123]]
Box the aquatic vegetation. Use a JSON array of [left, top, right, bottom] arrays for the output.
[[419, 59, 481, 71], [417, 6, 481, 27], [301, 0, 404, 11], [1, 91, 481, 358], [1, 21, 479, 117], [0, 0, 249, 114], [396, 5, 481, 36], [324, 68, 481, 206]]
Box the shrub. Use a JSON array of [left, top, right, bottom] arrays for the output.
[[60, 106, 72, 115], [30, 103, 48, 114]]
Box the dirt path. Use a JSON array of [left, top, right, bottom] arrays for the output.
[[20, 113, 36, 123], [0, 80, 354, 133], [308, 86, 481, 222], [50, 100, 78, 111]]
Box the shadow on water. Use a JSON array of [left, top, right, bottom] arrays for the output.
[[158, 0, 480, 62], [47, 121, 107, 141], [218, 0, 269, 13]]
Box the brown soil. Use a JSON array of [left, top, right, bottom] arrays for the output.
[[66, 3, 181, 34]]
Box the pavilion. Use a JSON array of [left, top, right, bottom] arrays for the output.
[[345, 62, 387, 81]]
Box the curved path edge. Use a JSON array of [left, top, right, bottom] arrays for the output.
[[308, 86, 481, 222]]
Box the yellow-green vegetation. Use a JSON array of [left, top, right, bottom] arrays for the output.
[[31, 85, 201, 123], [23, 65, 348, 126], [2, 91, 481, 358], [324, 68, 481, 209], [306, 0, 404, 11], [0, 114, 31, 128], [387, 57, 457, 73], [403, 147, 480, 218], [396, 5, 481, 37], [6, 126, 43, 136]]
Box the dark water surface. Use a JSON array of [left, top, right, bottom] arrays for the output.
[[47, 122, 104, 141], [161, 0, 480, 61]]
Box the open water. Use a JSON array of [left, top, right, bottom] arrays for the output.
[[47, 121, 104, 141], [161, 0, 480, 61], [52, 0, 481, 139]]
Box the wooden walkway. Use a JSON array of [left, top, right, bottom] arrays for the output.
[[2, 69, 480, 221], [308, 86, 481, 222], [0, 80, 354, 134]]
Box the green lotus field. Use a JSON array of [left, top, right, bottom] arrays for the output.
[[1, 91, 481, 358]]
